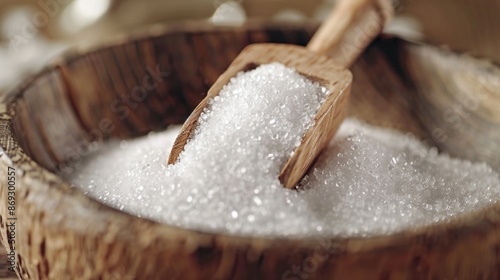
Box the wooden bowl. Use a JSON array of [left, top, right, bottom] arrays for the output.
[[1, 21, 500, 280]]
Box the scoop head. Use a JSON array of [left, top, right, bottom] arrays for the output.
[[168, 43, 352, 188]]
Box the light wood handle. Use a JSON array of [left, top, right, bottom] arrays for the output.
[[307, 0, 393, 68]]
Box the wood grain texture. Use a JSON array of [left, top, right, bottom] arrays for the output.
[[308, 0, 392, 67], [0, 21, 499, 279]]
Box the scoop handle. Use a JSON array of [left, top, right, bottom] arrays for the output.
[[307, 0, 393, 68]]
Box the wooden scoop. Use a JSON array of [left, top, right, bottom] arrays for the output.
[[168, 0, 392, 188]]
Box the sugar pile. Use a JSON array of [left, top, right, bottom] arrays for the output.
[[66, 63, 500, 238]]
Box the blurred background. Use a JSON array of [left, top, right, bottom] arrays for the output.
[[0, 0, 499, 95]]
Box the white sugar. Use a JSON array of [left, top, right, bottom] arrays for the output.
[[66, 63, 500, 238]]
